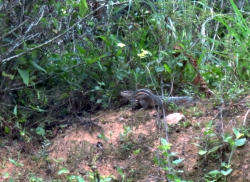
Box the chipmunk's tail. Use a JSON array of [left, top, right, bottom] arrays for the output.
[[164, 96, 197, 106]]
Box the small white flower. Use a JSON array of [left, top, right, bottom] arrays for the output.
[[117, 43, 126, 48], [61, 9, 66, 14]]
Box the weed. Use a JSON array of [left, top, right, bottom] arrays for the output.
[[194, 121, 246, 181], [223, 128, 246, 165], [193, 121, 222, 162], [119, 126, 133, 142], [97, 133, 109, 142], [117, 166, 133, 182], [118, 126, 134, 153], [154, 138, 189, 182], [28, 173, 44, 182]]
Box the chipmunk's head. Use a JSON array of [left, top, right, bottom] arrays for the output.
[[120, 90, 133, 98]]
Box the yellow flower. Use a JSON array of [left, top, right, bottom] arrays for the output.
[[137, 49, 152, 58]]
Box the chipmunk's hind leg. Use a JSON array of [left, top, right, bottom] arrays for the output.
[[136, 93, 152, 109]]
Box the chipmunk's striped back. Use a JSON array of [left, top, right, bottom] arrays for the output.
[[120, 89, 195, 109]]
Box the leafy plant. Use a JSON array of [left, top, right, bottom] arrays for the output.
[[154, 138, 188, 181], [205, 162, 233, 182], [119, 126, 134, 152], [119, 126, 133, 142], [202, 127, 246, 181], [97, 133, 109, 142], [117, 167, 133, 182], [8, 158, 24, 167], [28, 173, 44, 182], [223, 128, 246, 165], [193, 120, 222, 163]]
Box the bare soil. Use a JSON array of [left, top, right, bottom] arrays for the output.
[[1, 96, 250, 182]]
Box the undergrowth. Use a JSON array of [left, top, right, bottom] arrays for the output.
[[0, 0, 250, 181]]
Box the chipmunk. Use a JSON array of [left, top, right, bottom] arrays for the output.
[[120, 89, 195, 109]]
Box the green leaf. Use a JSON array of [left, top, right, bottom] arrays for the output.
[[57, 125, 66, 129], [97, 133, 109, 141], [163, 167, 170, 172], [2, 71, 14, 80], [159, 138, 171, 151], [155, 66, 165, 73], [192, 143, 202, 147], [176, 62, 183, 67], [207, 145, 221, 155], [198, 150, 207, 155], [79, 0, 88, 17], [18, 118, 26, 123], [29, 105, 45, 112], [17, 68, 29, 85], [224, 136, 235, 147], [87, 53, 109, 65], [160, 138, 168, 146], [103, 177, 113, 182], [221, 162, 231, 169], [116, 49, 122, 56], [13, 105, 17, 116], [164, 64, 172, 74], [116, 167, 125, 177], [76, 45, 86, 54], [4, 126, 10, 134], [235, 138, 246, 147], [95, 86, 101, 90], [229, 0, 245, 27], [53, 158, 65, 163], [59, 93, 69, 100], [36, 127, 45, 136], [98, 36, 111, 47], [161, 138, 168, 146], [52, 17, 59, 30], [207, 170, 220, 175], [97, 99, 102, 104], [32, 61, 47, 73], [221, 168, 233, 176], [9, 158, 24, 167], [153, 156, 159, 165], [172, 158, 184, 165], [233, 128, 243, 139], [58, 168, 70, 175], [133, 148, 141, 154], [3, 172, 9, 178], [76, 176, 85, 182]]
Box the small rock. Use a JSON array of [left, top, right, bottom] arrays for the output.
[[165, 113, 186, 125]]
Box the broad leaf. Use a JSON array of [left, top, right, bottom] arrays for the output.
[[32, 61, 47, 73], [164, 64, 172, 74], [235, 138, 246, 147], [58, 168, 69, 175], [172, 158, 184, 165], [221, 168, 233, 176], [79, 0, 88, 17], [76, 45, 86, 54], [199, 150, 207, 155], [4, 126, 10, 134], [17, 68, 29, 85]]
